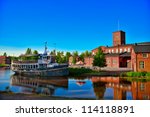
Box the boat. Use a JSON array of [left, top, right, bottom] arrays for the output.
[[11, 43, 69, 76]]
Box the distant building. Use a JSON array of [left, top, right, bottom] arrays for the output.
[[84, 56, 94, 66], [0, 56, 11, 65], [69, 56, 80, 65], [85, 30, 150, 72]]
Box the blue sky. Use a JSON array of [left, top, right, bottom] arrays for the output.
[[0, 0, 150, 56]]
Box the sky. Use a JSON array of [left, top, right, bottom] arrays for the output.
[[0, 0, 150, 56]]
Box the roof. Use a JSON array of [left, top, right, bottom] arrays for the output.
[[105, 52, 131, 57], [133, 45, 150, 53], [135, 42, 150, 45], [92, 42, 150, 50]]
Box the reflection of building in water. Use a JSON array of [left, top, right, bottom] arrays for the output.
[[11, 75, 68, 96], [131, 81, 150, 100], [91, 76, 150, 100]]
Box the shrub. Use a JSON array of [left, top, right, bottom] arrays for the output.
[[126, 72, 147, 77], [146, 72, 150, 77]]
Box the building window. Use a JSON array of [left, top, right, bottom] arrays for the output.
[[112, 49, 114, 53], [116, 49, 118, 53], [124, 48, 127, 52], [139, 61, 144, 69], [120, 49, 122, 53], [113, 60, 117, 64], [109, 49, 111, 53], [128, 48, 130, 52], [140, 83, 145, 91], [143, 53, 148, 58]]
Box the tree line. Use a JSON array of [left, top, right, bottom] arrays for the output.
[[4, 47, 106, 67]]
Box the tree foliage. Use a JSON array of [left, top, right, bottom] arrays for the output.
[[80, 52, 85, 62], [84, 50, 92, 57], [33, 50, 38, 55], [3, 52, 7, 56], [93, 47, 106, 67], [65, 52, 71, 62], [25, 48, 32, 55]]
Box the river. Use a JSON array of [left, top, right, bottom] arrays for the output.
[[0, 68, 150, 100]]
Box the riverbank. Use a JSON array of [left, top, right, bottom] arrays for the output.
[[68, 67, 130, 77], [69, 68, 150, 78], [0, 92, 94, 100]]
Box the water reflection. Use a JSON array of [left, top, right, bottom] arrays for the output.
[[91, 76, 150, 100], [0, 69, 150, 100]]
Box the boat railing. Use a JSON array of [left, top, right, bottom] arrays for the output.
[[12, 60, 38, 64]]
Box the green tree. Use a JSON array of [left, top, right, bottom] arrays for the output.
[[56, 51, 64, 63], [3, 52, 7, 56], [80, 52, 85, 62], [84, 50, 92, 57], [93, 47, 106, 67], [72, 51, 78, 64], [65, 52, 71, 62], [50, 50, 56, 56], [25, 48, 32, 55], [33, 50, 38, 55]]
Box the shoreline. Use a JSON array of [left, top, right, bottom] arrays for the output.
[[0, 92, 95, 100]]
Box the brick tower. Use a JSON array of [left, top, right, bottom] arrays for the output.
[[113, 30, 126, 46]]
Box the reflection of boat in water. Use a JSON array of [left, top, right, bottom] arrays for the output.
[[11, 75, 68, 95], [11, 43, 69, 77]]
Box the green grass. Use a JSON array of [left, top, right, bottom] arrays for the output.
[[125, 72, 150, 77], [0, 64, 8, 67]]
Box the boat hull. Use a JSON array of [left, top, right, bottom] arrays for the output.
[[13, 67, 69, 77]]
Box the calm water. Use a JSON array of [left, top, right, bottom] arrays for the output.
[[0, 68, 150, 100]]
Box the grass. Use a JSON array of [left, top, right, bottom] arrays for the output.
[[124, 71, 150, 78], [0, 64, 8, 67]]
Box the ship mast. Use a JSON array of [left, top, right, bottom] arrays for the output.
[[44, 42, 48, 55]]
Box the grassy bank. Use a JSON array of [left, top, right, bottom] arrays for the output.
[[122, 72, 150, 78], [0, 64, 8, 67], [68, 68, 123, 76]]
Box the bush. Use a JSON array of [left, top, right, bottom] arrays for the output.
[[126, 72, 147, 77], [146, 72, 150, 77]]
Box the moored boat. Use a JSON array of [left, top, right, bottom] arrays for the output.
[[11, 43, 69, 76]]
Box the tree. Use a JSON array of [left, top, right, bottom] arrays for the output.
[[3, 52, 7, 56], [50, 50, 56, 56], [65, 52, 71, 62], [56, 51, 64, 63], [80, 52, 85, 62], [93, 47, 106, 67], [33, 50, 38, 55], [72, 51, 78, 64], [25, 48, 32, 55]]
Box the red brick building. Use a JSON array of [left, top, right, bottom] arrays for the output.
[[131, 44, 150, 72], [84, 30, 150, 72], [0, 56, 11, 65]]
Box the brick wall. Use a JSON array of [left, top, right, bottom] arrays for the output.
[[106, 56, 119, 68], [84, 57, 94, 66], [0, 56, 11, 65], [136, 53, 150, 72]]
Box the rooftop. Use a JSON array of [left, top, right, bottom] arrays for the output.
[[133, 45, 150, 53]]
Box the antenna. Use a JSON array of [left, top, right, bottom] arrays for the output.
[[45, 42, 48, 50]]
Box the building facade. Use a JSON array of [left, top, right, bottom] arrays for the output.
[[0, 56, 11, 65], [84, 30, 150, 72]]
